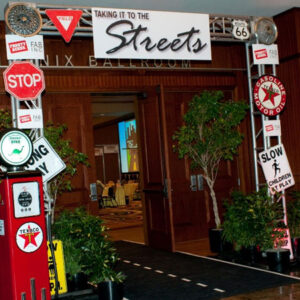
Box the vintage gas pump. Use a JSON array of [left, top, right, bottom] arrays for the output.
[[0, 129, 51, 300]]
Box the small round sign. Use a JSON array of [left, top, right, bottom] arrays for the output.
[[253, 75, 286, 116], [0, 129, 33, 167], [16, 222, 43, 253], [18, 191, 32, 207]]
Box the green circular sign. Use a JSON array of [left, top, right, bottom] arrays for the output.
[[0, 129, 33, 167]]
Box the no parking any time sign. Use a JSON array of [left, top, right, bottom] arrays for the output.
[[259, 144, 294, 192]]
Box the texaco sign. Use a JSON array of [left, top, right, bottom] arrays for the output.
[[253, 75, 286, 116]]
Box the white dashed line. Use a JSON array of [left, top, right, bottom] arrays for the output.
[[144, 266, 152, 270], [167, 274, 177, 278], [181, 278, 191, 282], [196, 283, 207, 287], [123, 260, 131, 264], [133, 263, 141, 267], [214, 288, 226, 293], [155, 270, 164, 274]]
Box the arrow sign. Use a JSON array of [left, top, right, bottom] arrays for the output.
[[45, 9, 82, 43]]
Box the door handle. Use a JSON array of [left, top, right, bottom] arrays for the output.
[[190, 175, 197, 191]]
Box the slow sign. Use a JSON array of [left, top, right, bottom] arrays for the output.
[[259, 144, 295, 192], [3, 61, 45, 101]]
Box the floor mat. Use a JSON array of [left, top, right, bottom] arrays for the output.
[[114, 241, 300, 300]]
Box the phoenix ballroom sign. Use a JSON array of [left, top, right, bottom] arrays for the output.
[[92, 8, 212, 61]]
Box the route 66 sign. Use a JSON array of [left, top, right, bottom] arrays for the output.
[[232, 20, 250, 40]]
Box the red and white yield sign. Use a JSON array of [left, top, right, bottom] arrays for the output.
[[3, 61, 45, 101]]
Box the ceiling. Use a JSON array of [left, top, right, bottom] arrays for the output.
[[3, 0, 300, 20], [4, 0, 300, 125]]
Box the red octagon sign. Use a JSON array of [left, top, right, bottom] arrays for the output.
[[3, 61, 45, 101]]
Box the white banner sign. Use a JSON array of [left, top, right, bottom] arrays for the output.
[[5, 35, 45, 60], [17, 109, 43, 129], [24, 137, 66, 183], [263, 120, 281, 137], [92, 8, 211, 61], [259, 144, 295, 192], [252, 44, 279, 65]]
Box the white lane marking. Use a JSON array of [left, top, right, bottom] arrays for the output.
[[177, 251, 300, 281], [168, 274, 177, 278], [133, 263, 141, 266], [196, 283, 207, 287], [155, 270, 164, 274], [181, 278, 191, 282], [123, 260, 131, 264], [144, 266, 152, 270], [214, 288, 226, 293]]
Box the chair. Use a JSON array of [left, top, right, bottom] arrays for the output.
[[103, 186, 118, 207]]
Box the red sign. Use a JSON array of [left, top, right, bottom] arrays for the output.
[[254, 48, 268, 60], [8, 41, 28, 54], [45, 9, 82, 43], [253, 75, 286, 116], [3, 62, 45, 101]]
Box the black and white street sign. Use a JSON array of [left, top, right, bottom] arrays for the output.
[[24, 137, 66, 183], [232, 20, 250, 40], [259, 144, 295, 192]]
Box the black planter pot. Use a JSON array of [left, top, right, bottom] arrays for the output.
[[97, 281, 124, 300], [240, 245, 260, 264], [209, 228, 232, 253], [266, 248, 290, 273], [291, 237, 300, 259], [67, 272, 89, 292]]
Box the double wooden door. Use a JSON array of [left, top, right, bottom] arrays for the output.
[[138, 87, 239, 251]]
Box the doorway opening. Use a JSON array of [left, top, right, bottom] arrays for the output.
[[92, 92, 145, 245]]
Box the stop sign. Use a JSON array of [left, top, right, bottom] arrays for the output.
[[3, 61, 45, 101]]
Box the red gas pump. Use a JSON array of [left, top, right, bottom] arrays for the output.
[[0, 130, 51, 300]]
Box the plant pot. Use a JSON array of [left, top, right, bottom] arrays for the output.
[[266, 248, 290, 273], [67, 272, 89, 292], [97, 281, 124, 300], [240, 245, 260, 264], [291, 237, 300, 259], [209, 228, 232, 253]]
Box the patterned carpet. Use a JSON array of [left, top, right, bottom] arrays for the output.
[[98, 201, 143, 230]]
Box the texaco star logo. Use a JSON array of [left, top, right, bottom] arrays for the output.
[[253, 75, 286, 116], [16, 222, 43, 253]]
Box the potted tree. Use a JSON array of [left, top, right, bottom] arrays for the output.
[[53, 207, 125, 299], [172, 90, 248, 252], [222, 188, 288, 268]]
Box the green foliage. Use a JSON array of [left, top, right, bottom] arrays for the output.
[[0, 109, 12, 131], [172, 90, 248, 227], [0, 108, 89, 206], [287, 191, 300, 237], [53, 208, 125, 284], [44, 123, 90, 201], [222, 189, 286, 251], [173, 90, 248, 167]]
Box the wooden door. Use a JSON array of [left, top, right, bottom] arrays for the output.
[[137, 89, 175, 251], [162, 89, 239, 241], [43, 93, 97, 211]]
